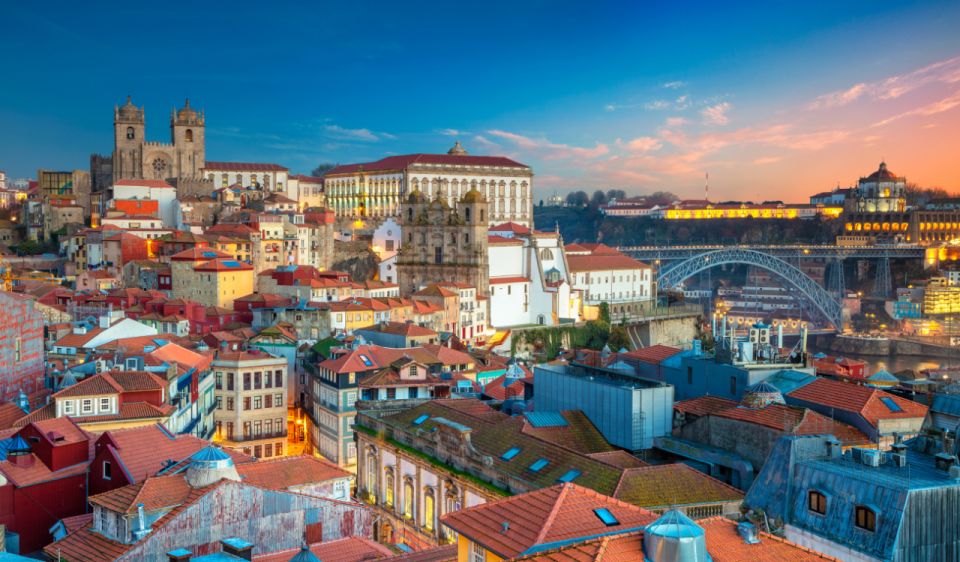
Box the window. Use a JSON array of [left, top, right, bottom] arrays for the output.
[[265, 419, 273, 435], [687, 366, 693, 385], [410, 365, 419, 378], [264, 443, 272, 457], [227, 397, 234, 411], [729, 376, 737, 395], [265, 394, 273, 408], [435, 246, 443, 264], [63, 400, 75, 415], [275, 393, 283, 406], [81, 399, 94, 415], [594, 508, 619, 526], [501, 447, 521, 461], [216, 372, 223, 390], [226, 422, 234, 439], [265, 373, 272, 389], [386, 388, 396, 400], [243, 421, 251, 438], [254, 420, 262, 437], [276, 442, 282, 456], [469, 540, 487, 562], [808, 491, 827, 515], [558, 469, 581, 483], [275, 370, 283, 387], [855, 506, 876, 532], [385, 471, 395, 507], [102, 461, 112, 480], [424, 491, 435, 530], [529, 458, 549, 472], [99, 397, 111, 412], [254, 372, 262, 390], [227, 372, 235, 391], [254, 396, 262, 409], [243, 373, 251, 390], [254, 445, 262, 458], [243, 397, 251, 410], [216, 396, 223, 410], [403, 480, 414, 519], [126, 126, 135, 140]]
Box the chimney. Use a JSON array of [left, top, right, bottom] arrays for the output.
[[737, 521, 761, 544], [825, 437, 842, 459], [167, 548, 192, 562], [133, 502, 152, 540], [221, 538, 254, 561], [935, 452, 957, 472]]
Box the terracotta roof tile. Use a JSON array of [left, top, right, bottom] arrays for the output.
[[325, 154, 528, 176], [787, 378, 928, 426], [255, 537, 393, 562], [612, 464, 743, 509], [53, 370, 166, 399], [441, 483, 657, 559], [204, 161, 289, 172], [700, 516, 838, 561], [236, 455, 350, 489], [567, 253, 651, 272], [585, 451, 649, 469], [674, 396, 738, 417]]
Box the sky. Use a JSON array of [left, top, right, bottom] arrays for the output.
[[1, 0, 959, 202]]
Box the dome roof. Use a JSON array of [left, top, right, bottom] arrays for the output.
[[864, 161, 900, 182], [740, 380, 785, 409], [289, 544, 321, 562], [184, 445, 240, 488], [461, 188, 484, 203], [643, 510, 711, 562], [118, 96, 141, 120], [447, 141, 469, 155], [177, 98, 200, 122], [407, 189, 427, 204]]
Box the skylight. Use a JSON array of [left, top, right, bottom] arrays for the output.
[[557, 469, 581, 483], [879, 396, 903, 412], [413, 414, 430, 426], [594, 508, 619, 526], [359, 354, 374, 367], [529, 458, 549, 472], [500, 447, 521, 461]]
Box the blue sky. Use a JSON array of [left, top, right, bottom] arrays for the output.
[[2, 1, 959, 200]]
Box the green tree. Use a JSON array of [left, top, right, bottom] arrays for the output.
[[598, 302, 611, 324], [607, 325, 630, 351], [311, 163, 338, 176]]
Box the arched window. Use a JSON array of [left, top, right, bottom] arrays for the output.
[[384, 470, 394, 507], [540, 248, 554, 261], [221, 173, 229, 185], [126, 127, 135, 140], [407, 208, 413, 223], [365, 454, 378, 502], [464, 233, 470, 245], [480, 209, 484, 223], [185, 129, 193, 142], [854, 505, 876, 532], [423, 490, 435, 531], [465, 207, 471, 221], [403, 479, 414, 519], [808, 490, 826, 515], [236, 173, 243, 185]]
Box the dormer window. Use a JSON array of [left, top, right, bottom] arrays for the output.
[[63, 400, 75, 415], [808, 490, 827, 515], [855, 505, 876, 532], [99, 397, 111, 413], [81, 399, 94, 415]]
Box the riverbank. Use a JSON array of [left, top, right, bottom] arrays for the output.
[[815, 334, 960, 360]]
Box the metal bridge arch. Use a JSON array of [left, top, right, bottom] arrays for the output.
[[658, 248, 842, 328]]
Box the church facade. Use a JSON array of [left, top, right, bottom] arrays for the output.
[[396, 186, 490, 296], [324, 142, 534, 227], [106, 96, 206, 184]]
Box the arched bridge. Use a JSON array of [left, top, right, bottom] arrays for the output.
[[658, 248, 843, 329]]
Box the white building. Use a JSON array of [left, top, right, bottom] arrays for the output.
[[111, 179, 178, 227], [487, 222, 579, 328], [565, 243, 654, 320], [323, 142, 534, 227], [203, 161, 290, 196], [289, 174, 325, 209]]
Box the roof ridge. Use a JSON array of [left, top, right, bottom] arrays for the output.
[[533, 484, 572, 545], [592, 535, 612, 562]]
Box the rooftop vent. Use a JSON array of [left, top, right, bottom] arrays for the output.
[[737, 521, 760, 545], [935, 452, 957, 472], [861, 449, 881, 467], [643, 510, 711, 562]]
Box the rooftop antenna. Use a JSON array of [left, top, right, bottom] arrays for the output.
[[704, 172, 709, 202]]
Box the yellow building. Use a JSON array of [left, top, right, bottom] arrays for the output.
[[189, 258, 255, 309]]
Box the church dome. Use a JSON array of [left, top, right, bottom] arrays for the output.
[[447, 141, 469, 155], [865, 161, 899, 182], [118, 96, 141, 120], [740, 380, 785, 409], [407, 189, 427, 204], [184, 445, 240, 488], [461, 188, 484, 204], [177, 98, 199, 121]]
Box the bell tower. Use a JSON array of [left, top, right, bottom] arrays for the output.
[[171, 98, 205, 179], [113, 96, 145, 182]]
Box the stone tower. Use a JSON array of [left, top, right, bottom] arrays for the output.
[[397, 185, 490, 296], [170, 99, 206, 180], [113, 96, 145, 182]]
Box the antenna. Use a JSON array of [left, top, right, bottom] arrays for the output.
[[704, 172, 709, 202]]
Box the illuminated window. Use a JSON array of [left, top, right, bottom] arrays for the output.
[[855, 505, 876, 532], [424, 491, 435, 530], [403, 480, 414, 518], [808, 490, 827, 515]]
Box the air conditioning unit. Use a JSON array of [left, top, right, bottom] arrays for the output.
[[861, 449, 881, 467], [759, 332, 769, 344]]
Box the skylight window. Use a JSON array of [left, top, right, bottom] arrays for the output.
[[359, 354, 374, 367], [529, 458, 549, 472], [594, 508, 619, 526], [413, 414, 430, 426], [501, 447, 521, 461], [879, 396, 903, 413], [557, 469, 581, 483]]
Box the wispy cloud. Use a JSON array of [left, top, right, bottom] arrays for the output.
[[436, 128, 465, 136], [753, 156, 782, 165], [663, 81, 686, 89], [323, 124, 382, 142], [809, 83, 868, 109], [644, 100, 671, 110], [701, 102, 732, 125], [487, 130, 609, 160], [809, 55, 960, 109], [872, 90, 960, 127], [617, 136, 663, 153]]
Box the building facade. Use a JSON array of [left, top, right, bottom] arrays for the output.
[[0, 292, 45, 404], [324, 142, 533, 227], [397, 187, 490, 296], [212, 351, 289, 459]]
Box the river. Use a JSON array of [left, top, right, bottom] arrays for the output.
[[808, 345, 956, 375]]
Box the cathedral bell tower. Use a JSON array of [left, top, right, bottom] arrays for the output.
[[171, 98, 206, 179], [113, 96, 145, 182]]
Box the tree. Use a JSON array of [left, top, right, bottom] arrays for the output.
[[539, 199, 544, 207], [311, 163, 338, 177], [606, 189, 626, 202], [590, 190, 608, 208], [647, 191, 679, 206], [598, 301, 611, 324], [566, 191, 589, 207], [607, 325, 631, 351]]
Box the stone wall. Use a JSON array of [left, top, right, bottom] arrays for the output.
[[332, 239, 379, 281]]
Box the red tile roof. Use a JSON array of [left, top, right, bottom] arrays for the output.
[[359, 321, 438, 337], [193, 257, 254, 271], [53, 370, 166, 398], [203, 161, 289, 171], [441, 483, 658, 559], [325, 154, 529, 176], [621, 344, 682, 364], [169, 247, 231, 261], [612, 464, 743, 509], [114, 179, 174, 188], [566, 253, 651, 272], [489, 221, 531, 235], [482, 374, 526, 401], [89, 473, 192, 513], [585, 451, 649, 469], [488, 235, 524, 245], [674, 396, 739, 417], [490, 276, 530, 285], [700, 516, 839, 561], [787, 377, 928, 426], [377, 545, 458, 562], [236, 455, 350, 489], [254, 537, 394, 562], [0, 402, 27, 430]]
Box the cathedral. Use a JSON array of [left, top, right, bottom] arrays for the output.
[[396, 185, 490, 296], [106, 96, 206, 184]]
